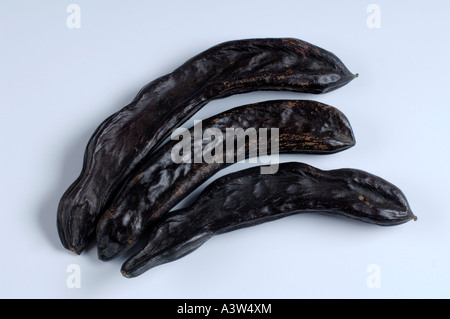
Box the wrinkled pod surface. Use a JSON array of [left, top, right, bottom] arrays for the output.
[[121, 162, 416, 278], [58, 38, 357, 254], [96, 99, 355, 260]]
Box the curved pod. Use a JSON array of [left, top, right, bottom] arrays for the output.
[[96, 99, 355, 260], [121, 162, 416, 278]]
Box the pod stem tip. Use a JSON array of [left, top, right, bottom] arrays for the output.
[[69, 247, 82, 255], [121, 270, 132, 278]]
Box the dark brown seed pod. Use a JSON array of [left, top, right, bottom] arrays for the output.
[[121, 162, 416, 278], [57, 38, 357, 254], [96, 99, 355, 260]]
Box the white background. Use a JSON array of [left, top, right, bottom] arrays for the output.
[[1, 0, 449, 299]]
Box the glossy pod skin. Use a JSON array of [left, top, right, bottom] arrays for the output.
[[96, 99, 355, 260], [121, 162, 416, 278], [57, 38, 357, 254]]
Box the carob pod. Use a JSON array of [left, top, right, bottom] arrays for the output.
[[121, 162, 416, 278], [96, 99, 355, 260], [57, 38, 357, 254]]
